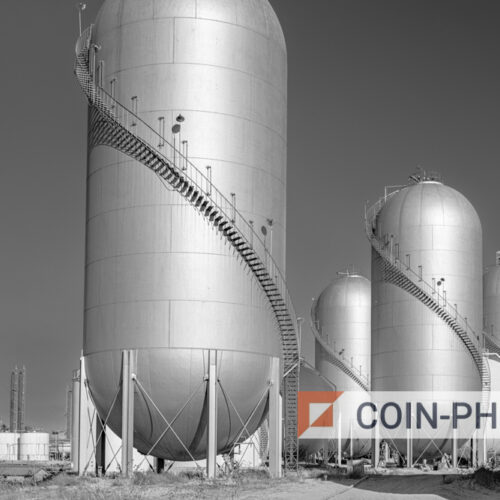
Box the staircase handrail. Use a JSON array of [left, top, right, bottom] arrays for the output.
[[310, 307, 369, 391]]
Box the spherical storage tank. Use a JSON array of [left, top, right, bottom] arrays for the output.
[[84, 0, 287, 460], [312, 272, 371, 457], [370, 178, 482, 458]]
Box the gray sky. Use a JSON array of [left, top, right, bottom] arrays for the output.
[[1, 0, 499, 431]]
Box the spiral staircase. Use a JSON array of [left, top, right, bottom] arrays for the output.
[[75, 26, 300, 469], [365, 191, 491, 407]]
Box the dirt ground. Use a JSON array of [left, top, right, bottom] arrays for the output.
[[1, 471, 499, 499]]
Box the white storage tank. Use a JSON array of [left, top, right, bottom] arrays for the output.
[[0, 433, 19, 461], [19, 433, 50, 461], [368, 176, 483, 459], [79, 0, 287, 460], [312, 271, 371, 391], [311, 271, 371, 458]]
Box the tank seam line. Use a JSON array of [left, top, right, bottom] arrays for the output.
[[104, 97, 286, 141], [87, 203, 192, 224], [87, 156, 286, 185], [99, 16, 286, 55], [86, 203, 286, 229], [85, 298, 272, 312], [83, 346, 280, 359], [86, 250, 245, 268], [109, 62, 287, 100]]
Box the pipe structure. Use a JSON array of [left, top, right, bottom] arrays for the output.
[[9, 367, 18, 432]]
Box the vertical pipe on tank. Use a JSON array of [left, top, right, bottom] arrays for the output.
[[207, 350, 218, 479], [268, 357, 281, 478]]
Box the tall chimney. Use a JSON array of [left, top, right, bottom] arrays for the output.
[[9, 367, 18, 432], [17, 366, 26, 432]]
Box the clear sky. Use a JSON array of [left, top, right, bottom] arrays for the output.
[[0, 0, 499, 431]]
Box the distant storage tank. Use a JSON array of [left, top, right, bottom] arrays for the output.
[[0, 433, 19, 461], [18, 433, 50, 461], [83, 0, 287, 460], [484, 251, 500, 344], [312, 272, 371, 391], [369, 177, 482, 457], [311, 271, 371, 457]]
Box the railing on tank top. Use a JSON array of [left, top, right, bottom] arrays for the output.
[[74, 25, 299, 369]]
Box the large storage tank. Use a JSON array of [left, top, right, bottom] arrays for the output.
[[83, 0, 287, 460], [369, 177, 482, 458], [312, 271, 371, 457], [484, 252, 500, 344], [18, 433, 50, 461]]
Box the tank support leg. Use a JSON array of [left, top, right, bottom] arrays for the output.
[[371, 413, 380, 468], [96, 417, 106, 476], [71, 368, 81, 474], [406, 428, 413, 468], [78, 357, 97, 476], [477, 430, 487, 467], [452, 428, 458, 469], [337, 410, 342, 467], [269, 356, 282, 478], [349, 419, 354, 459], [121, 350, 135, 477], [471, 431, 477, 468], [155, 457, 165, 473], [207, 350, 218, 479]]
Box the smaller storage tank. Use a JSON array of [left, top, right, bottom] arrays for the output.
[[311, 271, 371, 458], [484, 251, 500, 344], [19, 433, 50, 461], [0, 433, 19, 461], [312, 270, 371, 391]]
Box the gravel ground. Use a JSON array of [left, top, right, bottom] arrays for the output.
[[0, 471, 499, 499]]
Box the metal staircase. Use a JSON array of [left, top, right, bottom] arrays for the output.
[[365, 192, 491, 397], [75, 26, 300, 469], [310, 310, 369, 391]]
